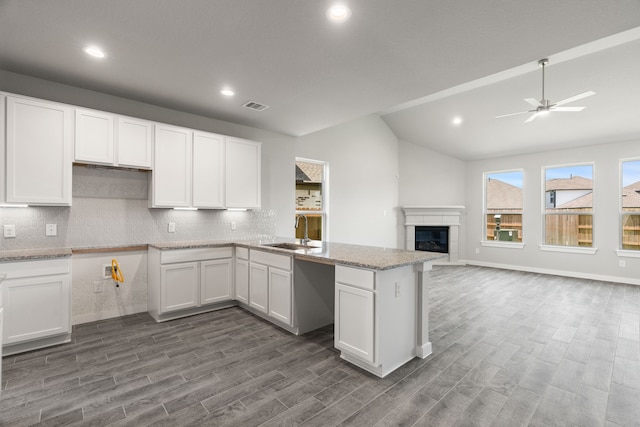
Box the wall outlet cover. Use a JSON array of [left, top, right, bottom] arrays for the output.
[[168, 222, 176, 233], [3, 224, 16, 238], [46, 223, 57, 236]]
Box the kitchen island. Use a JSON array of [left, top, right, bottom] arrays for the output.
[[150, 239, 446, 378]]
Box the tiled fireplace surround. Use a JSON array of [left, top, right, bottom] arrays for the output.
[[403, 206, 465, 264]]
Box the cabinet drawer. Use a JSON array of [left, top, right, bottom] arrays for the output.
[[250, 250, 291, 271], [0, 258, 71, 279], [335, 265, 375, 291], [161, 247, 232, 264], [235, 247, 249, 260]]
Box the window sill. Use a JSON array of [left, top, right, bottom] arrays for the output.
[[481, 241, 525, 249], [616, 249, 640, 258], [539, 245, 597, 255]]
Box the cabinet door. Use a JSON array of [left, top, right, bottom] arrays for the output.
[[0, 94, 6, 204], [160, 262, 198, 313], [200, 258, 232, 305], [268, 267, 292, 326], [6, 96, 72, 205], [75, 108, 115, 165], [225, 137, 261, 209], [335, 283, 375, 363], [116, 116, 153, 168], [249, 262, 268, 313], [235, 258, 249, 304], [152, 124, 192, 207], [3, 275, 71, 344], [192, 131, 225, 208]]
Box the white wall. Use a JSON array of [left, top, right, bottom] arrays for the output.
[[296, 115, 399, 248], [398, 140, 467, 248], [465, 138, 640, 285]]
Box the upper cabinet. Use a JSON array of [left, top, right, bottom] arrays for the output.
[[226, 137, 261, 209], [192, 131, 225, 209], [75, 108, 153, 169], [5, 95, 73, 206], [151, 124, 192, 208]]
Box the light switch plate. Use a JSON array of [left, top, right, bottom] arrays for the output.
[[3, 224, 16, 238]]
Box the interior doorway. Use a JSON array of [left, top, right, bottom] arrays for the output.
[[295, 158, 328, 241]]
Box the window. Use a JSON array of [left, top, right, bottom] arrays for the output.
[[621, 159, 640, 251], [295, 159, 328, 241], [544, 164, 593, 248], [484, 170, 523, 243]]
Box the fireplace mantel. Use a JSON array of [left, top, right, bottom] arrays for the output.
[[403, 205, 465, 264]]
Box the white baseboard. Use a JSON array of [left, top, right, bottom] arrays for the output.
[[461, 259, 640, 286], [72, 303, 148, 325]]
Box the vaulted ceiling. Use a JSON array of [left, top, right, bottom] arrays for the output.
[[2, 0, 640, 160]]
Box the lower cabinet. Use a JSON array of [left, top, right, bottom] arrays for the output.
[[334, 263, 418, 378], [148, 246, 233, 321], [234, 247, 249, 304], [1, 258, 72, 355], [247, 249, 293, 327]]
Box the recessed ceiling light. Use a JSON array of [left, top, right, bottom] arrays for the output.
[[326, 4, 352, 23], [452, 116, 463, 126], [220, 88, 235, 97], [83, 46, 106, 58]]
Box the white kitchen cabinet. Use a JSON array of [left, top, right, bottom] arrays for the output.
[[116, 116, 153, 168], [335, 282, 375, 363], [148, 246, 234, 321], [161, 262, 199, 313], [192, 131, 225, 208], [235, 247, 249, 304], [334, 264, 418, 378], [249, 262, 268, 313], [151, 124, 192, 207], [248, 249, 293, 327], [74, 109, 153, 169], [0, 93, 7, 205], [5, 95, 72, 206], [268, 267, 293, 325], [1, 258, 72, 355], [225, 137, 261, 209], [201, 258, 233, 304], [75, 108, 115, 165]]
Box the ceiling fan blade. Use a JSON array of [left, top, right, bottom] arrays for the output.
[[524, 98, 542, 107], [551, 106, 585, 112], [554, 90, 595, 107], [524, 113, 538, 123], [496, 110, 531, 119]]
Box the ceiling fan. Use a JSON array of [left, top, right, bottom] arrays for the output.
[[496, 58, 595, 123]]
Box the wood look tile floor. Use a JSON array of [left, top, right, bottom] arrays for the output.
[[1, 265, 639, 426]]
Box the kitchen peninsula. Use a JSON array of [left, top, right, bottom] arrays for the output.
[[148, 239, 446, 378], [1, 240, 444, 378]]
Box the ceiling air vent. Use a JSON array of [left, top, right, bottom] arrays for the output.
[[242, 101, 269, 112]]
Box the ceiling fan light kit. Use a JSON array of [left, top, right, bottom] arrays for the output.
[[496, 58, 595, 123]]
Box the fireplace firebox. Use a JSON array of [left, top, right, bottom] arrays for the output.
[[415, 226, 449, 253]]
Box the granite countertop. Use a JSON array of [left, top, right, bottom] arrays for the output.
[[2, 238, 446, 270], [0, 247, 72, 262]]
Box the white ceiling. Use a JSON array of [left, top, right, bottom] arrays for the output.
[[2, 0, 640, 161]]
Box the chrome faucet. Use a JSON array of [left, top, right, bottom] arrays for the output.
[[295, 214, 310, 244]]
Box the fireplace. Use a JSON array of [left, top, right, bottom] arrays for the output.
[[415, 226, 449, 253], [403, 205, 465, 264]]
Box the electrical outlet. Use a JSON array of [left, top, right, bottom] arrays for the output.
[[46, 223, 57, 236], [395, 282, 401, 298], [3, 224, 16, 238], [168, 222, 176, 233], [475, 248, 480, 254], [619, 260, 626, 268], [231, 221, 236, 230], [93, 280, 104, 293], [103, 265, 112, 279]]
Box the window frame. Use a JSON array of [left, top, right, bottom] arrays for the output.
[[540, 162, 597, 255], [481, 169, 525, 249], [295, 157, 329, 242], [617, 157, 640, 258]]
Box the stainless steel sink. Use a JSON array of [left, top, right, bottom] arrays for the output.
[[264, 242, 322, 251]]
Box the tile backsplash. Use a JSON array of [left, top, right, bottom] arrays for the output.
[[0, 166, 276, 250]]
